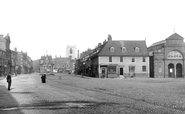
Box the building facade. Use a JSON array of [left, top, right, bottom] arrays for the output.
[[148, 33, 185, 78], [39, 55, 54, 74], [78, 35, 149, 78], [0, 34, 11, 76], [17, 51, 33, 74], [53, 56, 75, 73], [11, 48, 18, 75]]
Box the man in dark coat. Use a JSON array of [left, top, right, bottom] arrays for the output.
[[6, 72, 12, 90], [41, 74, 46, 83]]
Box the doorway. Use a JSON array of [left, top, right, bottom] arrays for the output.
[[168, 63, 174, 78], [176, 63, 182, 78], [120, 68, 123, 75]]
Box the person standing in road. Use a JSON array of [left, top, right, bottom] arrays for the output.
[[6, 72, 12, 90]]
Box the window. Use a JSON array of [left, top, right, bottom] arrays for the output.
[[108, 66, 116, 74], [110, 47, 115, 52], [120, 57, 123, 62], [122, 47, 126, 53], [135, 47, 139, 52], [70, 48, 73, 54], [167, 51, 183, 59], [109, 56, 112, 62], [143, 57, 146, 62], [129, 66, 135, 72], [142, 66, 146, 72], [132, 57, 135, 62]]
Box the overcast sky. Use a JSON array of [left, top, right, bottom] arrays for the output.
[[1, 0, 185, 60]]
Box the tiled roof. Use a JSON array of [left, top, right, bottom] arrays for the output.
[[148, 40, 166, 48], [98, 40, 148, 56], [148, 33, 184, 48]]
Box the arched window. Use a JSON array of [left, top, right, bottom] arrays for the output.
[[167, 51, 183, 59], [110, 47, 115, 52], [122, 47, 126, 53]]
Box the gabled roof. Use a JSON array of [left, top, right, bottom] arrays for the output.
[[148, 40, 166, 48], [167, 33, 184, 40], [148, 33, 184, 48], [98, 40, 148, 56]]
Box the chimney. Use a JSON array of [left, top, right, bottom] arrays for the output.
[[77, 50, 80, 59], [107, 34, 112, 42], [103, 39, 107, 44], [98, 43, 102, 47]]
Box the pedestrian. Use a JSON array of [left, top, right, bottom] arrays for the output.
[[41, 74, 46, 83], [6, 72, 12, 91]]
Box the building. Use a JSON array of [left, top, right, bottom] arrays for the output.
[[53, 56, 75, 73], [66, 45, 76, 59], [39, 55, 54, 74], [79, 35, 149, 78], [11, 48, 18, 75], [148, 33, 185, 78], [0, 34, 11, 76], [17, 51, 33, 74], [33, 59, 40, 72]]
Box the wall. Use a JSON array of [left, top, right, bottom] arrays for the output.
[[99, 56, 149, 78]]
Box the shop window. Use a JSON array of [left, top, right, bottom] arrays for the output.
[[108, 66, 116, 74], [142, 66, 146, 72]]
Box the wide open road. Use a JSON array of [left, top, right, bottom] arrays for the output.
[[0, 73, 185, 114]]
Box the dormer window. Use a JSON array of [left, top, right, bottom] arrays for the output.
[[122, 47, 126, 53], [110, 47, 115, 52], [135, 47, 139, 52]]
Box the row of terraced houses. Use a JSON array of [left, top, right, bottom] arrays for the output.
[[0, 34, 33, 76], [76, 33, 185, 78]]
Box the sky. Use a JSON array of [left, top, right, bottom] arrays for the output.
[[1, 0, 185, 60]]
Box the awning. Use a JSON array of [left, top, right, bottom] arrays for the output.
[[100, 63, 118, 67]]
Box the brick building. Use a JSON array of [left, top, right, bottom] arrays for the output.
[[148, 33, 185, 78], [39, 55, 54, 74], [53, 56, 75, 73]]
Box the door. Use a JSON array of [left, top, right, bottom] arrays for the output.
[[168, 63, 174, 78], [176, 63, 182, 78], [120, 68, 123, 75]]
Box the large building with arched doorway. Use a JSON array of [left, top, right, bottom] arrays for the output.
[[148, 33, 185, 78]]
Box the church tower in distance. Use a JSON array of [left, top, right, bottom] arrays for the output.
[[66, 45, 76, 60]]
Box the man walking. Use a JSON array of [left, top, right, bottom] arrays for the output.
[[6, 72, 12, 90]]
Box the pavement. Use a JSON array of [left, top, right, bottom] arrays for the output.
[[0, 76, 5, 80]]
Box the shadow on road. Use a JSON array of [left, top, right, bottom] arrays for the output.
[[0, 85, 25, 114]]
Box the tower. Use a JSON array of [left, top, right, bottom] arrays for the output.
[[66, 45, 76, 59]]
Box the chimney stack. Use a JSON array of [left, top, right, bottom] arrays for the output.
[[107, 34, 112, 42]]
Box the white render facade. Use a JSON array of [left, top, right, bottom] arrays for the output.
[[98, 56, 149, 78]]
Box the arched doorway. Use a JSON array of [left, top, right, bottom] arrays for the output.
[[176, 63, 182, 78], [168, 63, 175, 78]]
